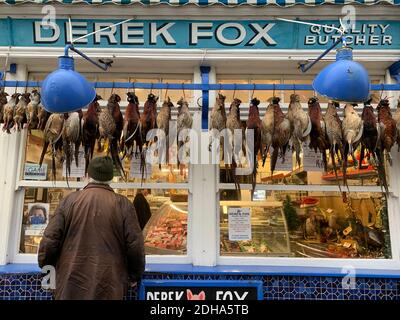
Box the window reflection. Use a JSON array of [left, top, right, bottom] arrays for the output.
[[220, 191, 390, 259], [20, 188, 189, 255]]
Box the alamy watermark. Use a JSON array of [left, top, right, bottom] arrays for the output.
[[41, 265, 56, 290]]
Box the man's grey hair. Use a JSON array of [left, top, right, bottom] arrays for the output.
[[88, 178, 113, 185]]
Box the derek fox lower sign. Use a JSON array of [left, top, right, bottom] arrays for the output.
[[139, 280, 263, 300]]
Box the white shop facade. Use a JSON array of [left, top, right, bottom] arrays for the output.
[[0, 0, 400, 300]]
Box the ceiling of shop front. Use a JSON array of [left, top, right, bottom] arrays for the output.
[[0, 56, 393, 77]]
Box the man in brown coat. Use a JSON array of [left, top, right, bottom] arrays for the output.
[[38, 156, 145, 300]]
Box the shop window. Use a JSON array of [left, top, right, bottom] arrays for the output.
[[282, 79, 313, 104], [15, 74, 195, 262], [23, 130, 189, 184], [249, 79, 281, 103], [219, 190, 391, 259], [19, 187, 189, 256], [161, 79, 193, 103], [216, 75, 392, 261], [218, 79, 251, 104]]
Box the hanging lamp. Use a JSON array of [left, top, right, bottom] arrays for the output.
[[313, 47, 370, 103], [41, 51, 97, 113], [41, 18, 133, 113], [277, 18, 371, 103]]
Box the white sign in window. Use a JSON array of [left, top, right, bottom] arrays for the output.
[[62, 150, 86, 178], [302, 143, 324, 172], [130, 156, 152, 179], [24, 163, 47, 180], [228, 207, 251, 241]]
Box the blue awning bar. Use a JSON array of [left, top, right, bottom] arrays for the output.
[[1, 81, 400, 91], [0, 0, 399, 6]]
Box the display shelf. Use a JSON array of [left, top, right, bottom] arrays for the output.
[[322, 167, 378, 181]]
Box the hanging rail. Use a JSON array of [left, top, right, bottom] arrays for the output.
[[1, 81, 400, 91]]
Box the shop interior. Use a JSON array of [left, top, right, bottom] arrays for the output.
[[12, 55, 396, 262]]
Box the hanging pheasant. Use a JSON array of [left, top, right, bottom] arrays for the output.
[[82, 95, 102, 173], [3, 93, 20, 133], [287, 93, 311, 167], [156, 96, 174, 167], [99, 94, 125, 179], [377, 99, 396, 164], [209, 93, 227, 159], [140, 93, 159, 148], [246, 97, 262, 198], [62, 112, 81, 181], [324, 101, 343, 186], [308, 96, 329, 172], [177, 97, 193, 175], [360, 98, 388, 194], [342, 103, 363, 188], [226, 98, 242, 190], [26, 90, 41, 131], [270, 97, 291, 175], [121, 92, 141, 158], [39, 113, 65, 181], [0, 91, 8, 125], [261, 98, 274, 166]]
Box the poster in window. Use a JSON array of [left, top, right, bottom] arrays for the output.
[[24, 203, 50, 236], [228, 207, 251, 241]]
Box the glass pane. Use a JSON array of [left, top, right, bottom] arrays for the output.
[[20, 187, 189, 256], [282, 79, 312, 104], [20, 187, 75, 254], [218, 79, 249, 104], [250, 79, 281, 103], [161, 79, 192, 104], [127, 78, 160, 103], [94, 77, 160, 103], [23, 128, 189, 183], [220, 190, 391, 259], [219, 143, 388, 187]]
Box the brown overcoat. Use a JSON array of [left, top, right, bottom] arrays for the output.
[[38, 183, 145, 300]]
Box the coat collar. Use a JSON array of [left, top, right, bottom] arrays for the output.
[[84, 183, 114, 192]]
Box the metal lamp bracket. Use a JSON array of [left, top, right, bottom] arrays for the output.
[[64, 17, 135, 71], [275, 18, 348, 73]]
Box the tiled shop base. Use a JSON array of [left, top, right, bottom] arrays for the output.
[[0, 273, 398, 300]]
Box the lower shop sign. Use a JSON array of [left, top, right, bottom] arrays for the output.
[[139, 280, 263, 300]]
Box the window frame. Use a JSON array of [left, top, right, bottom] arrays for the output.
[[9, 72, 197, 265], [215, 73, 400, 270], [4, 70, 400, 272]]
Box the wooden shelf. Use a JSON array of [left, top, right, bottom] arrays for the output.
[[321, 166, 376, 181]]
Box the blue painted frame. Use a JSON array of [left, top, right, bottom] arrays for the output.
[[138, 279, 264, 300], [200, 66, 211, 131], [1, 81, 400, 91]]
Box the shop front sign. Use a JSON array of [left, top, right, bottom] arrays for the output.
[[139, 280, 263, 300], [1, 18, 399, 49]]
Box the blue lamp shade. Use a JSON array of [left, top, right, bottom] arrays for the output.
[[313, 47, 371, 103], [41, 56, 96, 113]]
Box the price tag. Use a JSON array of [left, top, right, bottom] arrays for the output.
[[270, 147, 293, 171], [302, 143, 324, 172], [62, 149, 85, 178], [130, 156, 152, 179], [228, 207, 251, 241]]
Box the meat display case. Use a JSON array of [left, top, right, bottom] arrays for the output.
[[143, 202, 188, 255], [220, 201, 292, 257]]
